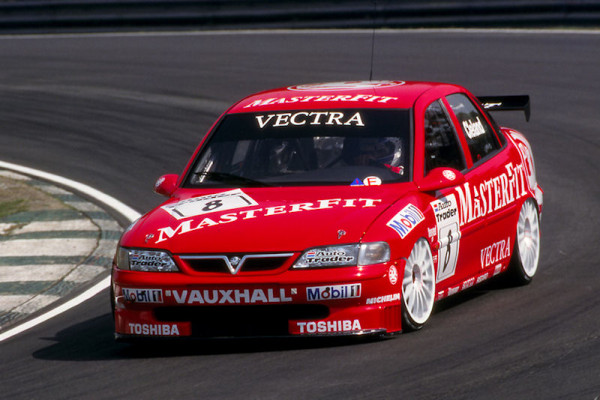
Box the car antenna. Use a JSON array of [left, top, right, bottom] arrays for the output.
[[369, 0, 377, 81]]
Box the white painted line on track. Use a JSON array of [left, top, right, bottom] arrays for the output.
[[0, 276, 111, 342], [0, 161, 140, 222], [0, 160, 141, 342]]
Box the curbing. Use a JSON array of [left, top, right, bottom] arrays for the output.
[[0, 168, 123, 332]]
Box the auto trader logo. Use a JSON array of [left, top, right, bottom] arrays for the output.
[[306, 284, 361, 301]]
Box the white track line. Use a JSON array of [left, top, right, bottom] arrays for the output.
[[0, 276, 111, 342], [0, 160, 141, 342], [0, 161, 140, 222]]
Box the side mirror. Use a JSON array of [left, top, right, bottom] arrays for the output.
[[417, 168, 465, 192], [154, 174, 179, 197]]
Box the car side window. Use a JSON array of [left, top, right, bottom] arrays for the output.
[[424, 100, 466, 174], [446, 93, 501, 163]]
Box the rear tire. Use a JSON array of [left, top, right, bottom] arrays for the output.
[[508, 198, 540, 285], [401, 238, 436, 332]]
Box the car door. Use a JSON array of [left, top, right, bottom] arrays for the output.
[[444, 93, 516, 279], [422, 99, 476, 290]]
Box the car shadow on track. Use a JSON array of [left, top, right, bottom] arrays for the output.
[[32, 313, 381, 361], [32, 276, 519, 361], [433, 273, 520, 314]]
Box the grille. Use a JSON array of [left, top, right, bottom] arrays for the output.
[[180, 253, 294, 275], [154, 304, 329, 337]]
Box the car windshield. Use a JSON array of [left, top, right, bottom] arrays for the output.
[[185, 109, 411, 187]]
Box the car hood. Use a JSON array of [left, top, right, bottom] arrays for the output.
[[123, 185, 413, 254]]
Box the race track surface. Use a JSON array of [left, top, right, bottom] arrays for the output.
[[0, 30, 599, 399]]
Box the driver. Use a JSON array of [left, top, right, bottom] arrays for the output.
[[343, 137, 404, 174]]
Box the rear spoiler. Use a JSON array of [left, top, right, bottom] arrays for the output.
[[477, 95, 530, 122]]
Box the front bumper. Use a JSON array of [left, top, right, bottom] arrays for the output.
[[112, 262, 405, 339]]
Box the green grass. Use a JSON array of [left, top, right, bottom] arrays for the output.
[[0, 199, 28, 219]]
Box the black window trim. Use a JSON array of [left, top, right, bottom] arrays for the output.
[[423, 99, 469, 178], [445, 93, 506, 173]]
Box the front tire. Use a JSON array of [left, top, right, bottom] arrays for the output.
[[508, 198, 541, 285], [401, 238, 436, 332]]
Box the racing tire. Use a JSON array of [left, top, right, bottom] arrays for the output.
[[507, 198, 541, 285], [401, 238, 436, 332]]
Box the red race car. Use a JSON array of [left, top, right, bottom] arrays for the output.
[[111, 81, 543, 339]]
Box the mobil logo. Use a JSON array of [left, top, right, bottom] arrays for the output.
[[387, 203, 425, 238], [306, 284, 362, 301]]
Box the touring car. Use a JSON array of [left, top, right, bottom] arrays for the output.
[[111, 80, 543, 339]]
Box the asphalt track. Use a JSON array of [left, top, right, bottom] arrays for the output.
[[0, 29, 599, 399]]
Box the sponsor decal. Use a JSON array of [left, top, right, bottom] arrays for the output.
[[432, 196, 458, 223], [454, 162, 529, 226], [366, 293, 400, 305], [122, 288, 163, 303], [431, 194, 461, 283], [363, 176, 382, 186], [476, 273, 489, 284], [166, 288, 293, 305], [447, 286, 460, 296], [129, 251, 172, 270], [128, 323, 181, 336], [509, 130, 537, 191], [493, 264, 503, 276], [244, 94, 399, 108], [161, 189, 258, 220], [461, 277, 475, 290], [482, 102, 502, 109], [155, 198, 382, 243], [307, 284, 361, 301], [443, 170, 457, 181], [386, 204, 425, 239], [255, 111, 364, 128], [388, 265, 398, 285], [462, 116, 486, 139], [480, 236, 511, 269], [427, 227, 437, 239], [288, 81, 405, 91], [296, 319, 362, 334], [350, 176, 382, 187], [305, 250, 355, 265]]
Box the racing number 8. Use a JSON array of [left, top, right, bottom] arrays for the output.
[[202, 200, 223, 211]]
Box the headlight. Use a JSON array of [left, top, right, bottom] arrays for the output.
[[293, 242, 390, 269], [358, 242, 391, 266], [116, 247, 179, 272]]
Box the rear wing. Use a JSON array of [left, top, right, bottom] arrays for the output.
[[477, 95, 530, 122]]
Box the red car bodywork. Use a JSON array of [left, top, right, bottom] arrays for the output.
[[112, 81, 543, 339]]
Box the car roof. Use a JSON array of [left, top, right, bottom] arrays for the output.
[[228, 81, 463, 113]]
